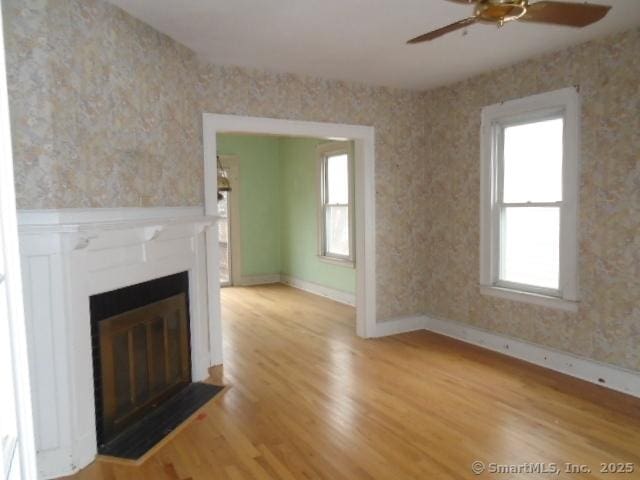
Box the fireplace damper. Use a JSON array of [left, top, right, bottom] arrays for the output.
[[90, 272, 191, 447]]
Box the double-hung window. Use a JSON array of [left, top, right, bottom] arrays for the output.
[[318, 142, 354, 265], [480, 88, 579, 311]]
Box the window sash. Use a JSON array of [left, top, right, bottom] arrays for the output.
[[496, 204, 562, 296], [492, 113, 567, 297], [480, 87, 580, 307], [318, 144, 354, 263], [323, 204, 350, 258]]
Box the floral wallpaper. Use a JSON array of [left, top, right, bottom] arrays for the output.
[[422, 28, 640, 372], [3, 0, 203, 208], [4, 0, 639, 370], [3, 0, 427, 321]]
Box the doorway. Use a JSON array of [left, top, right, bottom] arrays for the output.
[[203, 115, 376, 366]]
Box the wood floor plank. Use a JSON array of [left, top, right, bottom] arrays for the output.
[[65, 284, 640, 480]]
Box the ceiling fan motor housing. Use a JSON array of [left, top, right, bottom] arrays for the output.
[[476, 0, 528, 24]]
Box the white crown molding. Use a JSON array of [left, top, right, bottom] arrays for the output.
[[280, 275, 355, 306]]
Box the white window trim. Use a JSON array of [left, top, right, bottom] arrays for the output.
[[480, 87, 580, 312], [317, 141, 355, 267]]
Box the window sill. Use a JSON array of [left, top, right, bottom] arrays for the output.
[[318, 255, 355, 268], [480, 285, 578, 313]]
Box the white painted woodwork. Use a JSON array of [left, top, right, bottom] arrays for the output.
[[17, 207, 218, 479], [202, 114, 376, 342], [0, 2, 38, 477], [375, 315, 640, 399], [279, 275, 355, 307], [480, 87, 580, 310]]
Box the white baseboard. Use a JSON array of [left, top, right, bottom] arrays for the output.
[[423, 315, 640, 399], [372, 315, 426, 338], [236, 274, 282, 286], [280, 275, 355, 306]]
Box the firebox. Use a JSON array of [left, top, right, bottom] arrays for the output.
[[90, 272, 191, 447]]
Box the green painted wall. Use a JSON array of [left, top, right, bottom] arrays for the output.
[[217, 134, 355, 293], [280, 138, 355, 293], [217, 134, 281, 277]]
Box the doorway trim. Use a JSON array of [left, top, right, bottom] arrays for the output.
[[203, 114, 376, 364]]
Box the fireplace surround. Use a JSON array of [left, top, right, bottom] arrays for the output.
[[17, 207, 218, 479]]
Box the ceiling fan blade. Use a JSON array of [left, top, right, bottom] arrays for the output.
[[520, 1, 611, 27], [407, 17, 477, 44]]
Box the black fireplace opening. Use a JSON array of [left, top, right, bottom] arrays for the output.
[[90, 272, 192, 448]]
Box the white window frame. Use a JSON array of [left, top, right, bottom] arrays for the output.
[[480, 87, 580, 312], [317, 141, 355, 267]]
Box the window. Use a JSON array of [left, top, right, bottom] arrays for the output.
[[318, 142, 354, 265], [480, 88, 579, 311]]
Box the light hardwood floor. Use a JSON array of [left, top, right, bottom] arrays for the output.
[[67, 284, 640, 479]]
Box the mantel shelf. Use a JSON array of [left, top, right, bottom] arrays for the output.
[[17, 207, 220, 235], [18, 215, 220, 235]]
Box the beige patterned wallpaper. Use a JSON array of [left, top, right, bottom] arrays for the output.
[[3, 0, 427, 321], [422, 28, 640, 372], [4, 0, 639, 370], [3, 0, 203, 208]]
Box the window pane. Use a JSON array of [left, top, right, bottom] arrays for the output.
[[217, 190, 228, 217], [325, 205, 349, 257], [500, 207, 560, 290], [326, 154, 349, 204], [217, 192, 230, 284], [503, 118, 563, 203]]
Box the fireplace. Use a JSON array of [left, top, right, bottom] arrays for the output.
[[90, 272, 191, 447], [18, 207, 220, 477]]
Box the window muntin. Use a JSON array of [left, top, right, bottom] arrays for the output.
[[319, 144, 353, 263], [325, 204, 349, 257]]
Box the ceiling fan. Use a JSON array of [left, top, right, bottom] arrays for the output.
[[407, 0, 612, 44]]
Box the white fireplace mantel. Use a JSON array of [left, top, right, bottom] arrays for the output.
[[17, 207, 219, 479]]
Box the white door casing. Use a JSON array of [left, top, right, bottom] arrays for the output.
[[203, 114, 377, 351]]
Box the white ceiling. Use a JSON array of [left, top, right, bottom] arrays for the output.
[[106, 0, 640, 90]]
